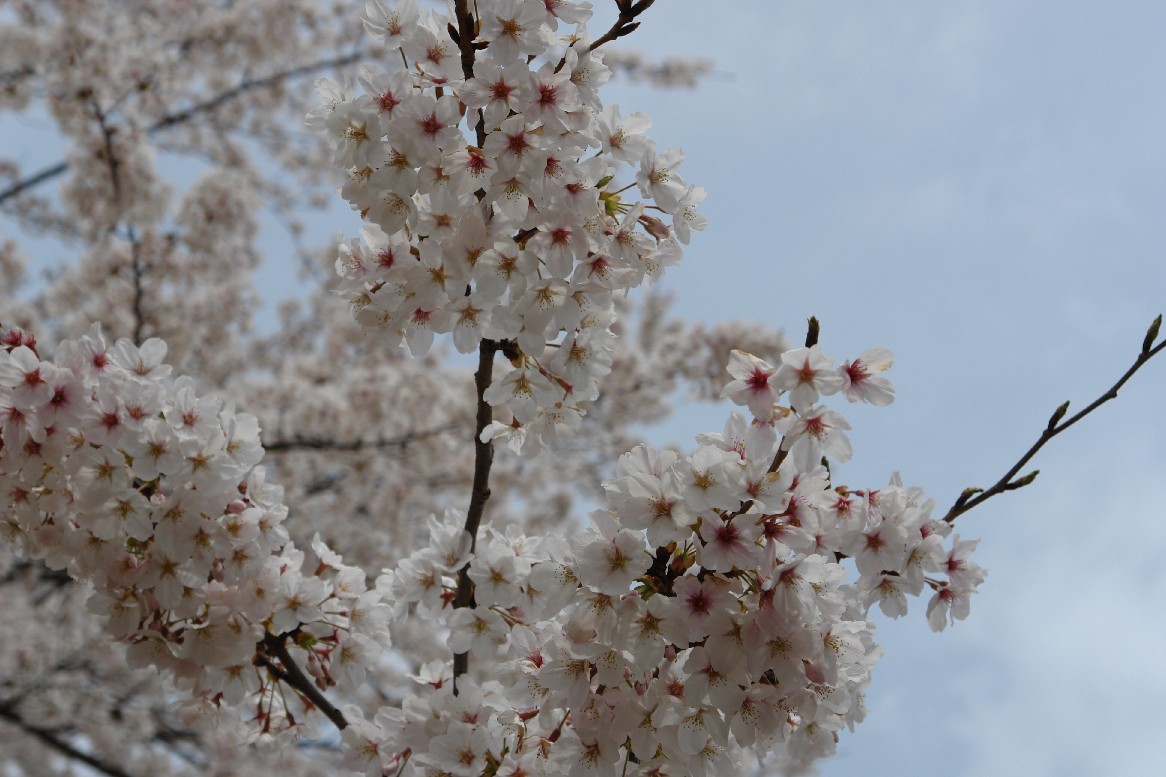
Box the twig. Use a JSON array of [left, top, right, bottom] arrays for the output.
[[942, 315, 1165, 523], [804, 316, 820, 348], [589, 0, 656, 52]]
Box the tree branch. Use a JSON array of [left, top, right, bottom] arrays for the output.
[[0, 161, 68, 206], [149, 51, 363, 133], [0, 702, 138, 777], [589, 0, 656, 52], [453, 0, 479, 83], [128, 226, 146, 345], [263, 423, 459, 454], [452, 338, 501, 686], [942, 315, 1165, 523], [258, 632, 348, 731], [0, 51, 364, 207]]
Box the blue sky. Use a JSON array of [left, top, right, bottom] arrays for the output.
[[599, 2, 1166, 775]]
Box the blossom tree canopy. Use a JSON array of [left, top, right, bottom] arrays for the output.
[[1, 1, 1163, 776]]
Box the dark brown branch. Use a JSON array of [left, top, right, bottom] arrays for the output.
[[942, 315, 1165, 523], [0, 161, 68, 205], [128, 226, 145, 344], [452, 338, 501, 686], [259, 632, 348, 731], [589, 0, 656, 52], [263, 423, 459, 454], [804, 316, 820, 348], [0, 52, 363, 207], [0, 703, 137, 777], [453, 0, 478, 83]]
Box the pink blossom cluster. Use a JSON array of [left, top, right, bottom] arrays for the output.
[[0, 324, 391, 729], [337, 344, 985, 775], [315, 0, 706, 455]]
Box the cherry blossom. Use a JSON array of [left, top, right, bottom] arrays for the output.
[[0, 2, 1161, 777]]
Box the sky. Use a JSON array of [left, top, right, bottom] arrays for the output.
[[6, 1, 1166, 775], [589, 2, 1166, 775]]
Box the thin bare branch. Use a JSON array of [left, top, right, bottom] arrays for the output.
[[0, 161, 68, 205], [149, 51, 363, 133], [943, 316, 1165, 523], [589, 0, 656, 52], [0, 51, 363, 207], [263, 423, 459, 454]]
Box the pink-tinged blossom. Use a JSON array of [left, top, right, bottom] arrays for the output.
[[672, 184, 708, 244], [637, 145, 687, 212], [780, 405, 853, 471], [480, 0, 550, 63], [340, 712, 393, 777], [840, 348, 895, 405], [941, 534, 988, 597], [774, 345, 845, 412], [359, 65, 415, 121], [483, 365, 560, 424], [0, 346, 52, 407], [447, 605, 509, 656], [461, 60, 528, 130], [926, 584, 976, 632], [673, 575, 733, 643], [389, 94, 464, 157], [698, 515, 761, 572], [326, 100, 384, 169], [592, 104, 653, 164], [684, 644, 747, 711], [468, 537, 532, 608], [362, 0, 420, 49], [575, 511, 649, 595], [522, 62, 581, 134], [540, 0, 593, 29], [844, 517, 909, 578], [403, 16, 465, 86], [721, 349, 781, 420], [673, 444, 746, 513]]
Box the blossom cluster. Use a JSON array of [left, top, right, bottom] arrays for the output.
[[338, 343, 986, 776], [0, 324, 392, 728], [0, 1, 997, 775], [315, 0, 706, 455]]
